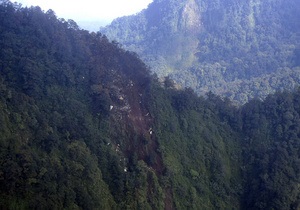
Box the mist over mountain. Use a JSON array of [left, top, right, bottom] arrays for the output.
[[0, 1, 300, 209], [101, 0, 300, 104], [77, 20, 109, 31]]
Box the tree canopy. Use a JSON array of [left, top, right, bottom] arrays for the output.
[[101, 0, 300, 104], [0, 1, 299, 209]]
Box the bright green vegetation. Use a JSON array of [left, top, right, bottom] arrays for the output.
[[0, 1, 299, 209], [101, 0, 300, 104]]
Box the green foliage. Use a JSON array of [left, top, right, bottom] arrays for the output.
[[101, 0, 300, 104], [1, 1, 300, 210], [144, 84, 243, 209], [0, 1, 152, 209], [241, 91, 300, 209]]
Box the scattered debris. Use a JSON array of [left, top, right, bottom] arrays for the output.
[[128, 80, 134, 87], [149, 128, 153, 135], [120, 104, 131, 112], [115, 144, 120, 152]]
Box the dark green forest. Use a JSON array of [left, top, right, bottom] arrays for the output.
[[0, 1, 300, 209], [101, 0, 300, 104]]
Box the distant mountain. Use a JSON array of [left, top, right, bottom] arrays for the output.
[[101, 0, 300, 104], [0, 1, 300, 209], [77, 20, 109, 31]]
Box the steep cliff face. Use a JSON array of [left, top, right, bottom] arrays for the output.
[[180, 0, 202, 33], [101, 0, 300, 104]]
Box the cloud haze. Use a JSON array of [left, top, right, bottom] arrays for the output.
[[16, 0, 153, 28]]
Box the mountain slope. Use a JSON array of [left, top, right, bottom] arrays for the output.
[[0, 2, 157, 208], [101, 0, 300, 104], [0, 1, 299, 209]]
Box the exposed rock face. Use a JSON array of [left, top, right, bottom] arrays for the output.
[[180, 0, 202, 33], [101, 0, 300, 104]]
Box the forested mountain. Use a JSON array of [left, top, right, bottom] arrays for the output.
[[101, 0, 300, 104], [0, 1, 300, 209]]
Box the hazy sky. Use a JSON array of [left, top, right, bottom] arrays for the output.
[[16, 0, 153, 30]]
